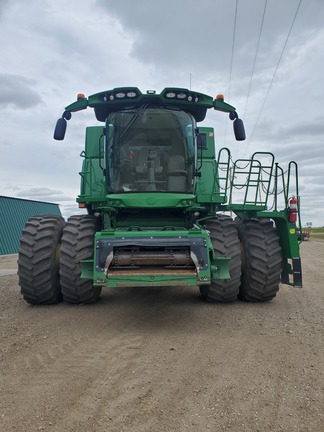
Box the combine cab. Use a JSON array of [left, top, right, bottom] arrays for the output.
[[18, 87, 302, 304]]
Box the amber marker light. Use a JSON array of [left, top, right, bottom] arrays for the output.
[[77, 93, 86, 100], [216, 94, 224, 101], [78, 203, 86, 208]]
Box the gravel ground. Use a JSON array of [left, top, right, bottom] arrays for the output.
[[0, 240, 323, 432]]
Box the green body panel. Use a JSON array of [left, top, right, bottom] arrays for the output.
[[79, 126, 106, 201], [195, 159, 220, 203], [105, 193, 196, 208], [198, 127, 216, 158], [194, 127, 225, 204]]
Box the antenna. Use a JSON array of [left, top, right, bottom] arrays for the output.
[[189, 73, 192, 90]]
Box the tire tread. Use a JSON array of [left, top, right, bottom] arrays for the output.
[[237, 219, 282, 302], [200, 215, 241, 303], [17, 215, 65, 304], [60, 215, 101, 304]]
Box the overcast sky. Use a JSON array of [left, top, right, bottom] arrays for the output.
[[1, 0, 324, 226]]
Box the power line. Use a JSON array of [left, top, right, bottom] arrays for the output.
[[234, 0, 268, 160], [243, 0, 268, 120], [242, 0, 303, 158], [228, 0, 239, 103], [224, 0, 238, 146]]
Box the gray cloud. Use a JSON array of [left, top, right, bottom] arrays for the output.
[[17, 187, 63, 197], [0, 73, 42, 109], [15, 188, 78, 221], [252, 117, 324, 150], [0, 0, 8, 16], [96, 0, 324, 77]]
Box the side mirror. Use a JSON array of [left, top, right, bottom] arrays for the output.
[[233, 118, 246, 141], [53, 117, 67, 140]]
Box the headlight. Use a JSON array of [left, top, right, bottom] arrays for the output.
[[165, 92, 176, 98]]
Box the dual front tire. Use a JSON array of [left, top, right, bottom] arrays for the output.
[[200, 216, 282, 303], [18, 215, 100, 305], [237, 219, 282, 302], [200, 215, 241, 303], [18, 215, 65, 305], [60, 216, 102, 304]]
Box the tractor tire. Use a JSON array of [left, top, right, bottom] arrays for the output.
[[60, 215, 102, 304], [200, 215, 241, 302], [18, 215, 65, 305], [237, 219, 282, 302]]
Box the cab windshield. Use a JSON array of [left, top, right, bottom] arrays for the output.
[[106, 106, 195, 193]]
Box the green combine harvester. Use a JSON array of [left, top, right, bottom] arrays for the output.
[[17, 86, 302, 304]]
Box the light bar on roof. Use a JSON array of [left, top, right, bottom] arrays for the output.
[[163, 89, 200, 103], [99, 88, 141, 102]]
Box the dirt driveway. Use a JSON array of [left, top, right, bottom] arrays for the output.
[[0, 240, 323, 432]]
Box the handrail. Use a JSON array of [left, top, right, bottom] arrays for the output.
[[214, 150, 300, 217], [229, 152, 274, 208], [215, 147, 231, 198], [287, 161, 299, 200], [287, 161, 302, 233], [273, 163, 286, 211]]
